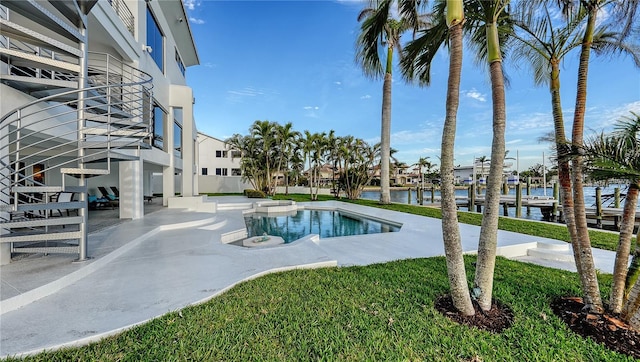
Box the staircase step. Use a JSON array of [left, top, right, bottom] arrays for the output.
[[0, 48, 80, 74], [60, 168, 110, 177], [1, 216, 83, 229], [0, 230, 82, 243], [535, 242, 570, 251], [81, 151, 139, 163], [16, 201, 84, 212], [2, 0, 84, 41], [78, 141, 151, 150], [12, 245, 79, 254], [0, 18, 83, 57], [527, 246, 574, 263]]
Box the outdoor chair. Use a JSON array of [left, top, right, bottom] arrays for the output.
[[110, 186, 120, 197], [88, 194, 114, 210], [51, 192, 78, 220], [98, 186, 119, 202]]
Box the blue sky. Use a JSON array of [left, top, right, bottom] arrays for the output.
[[184, 0, 640, 171]]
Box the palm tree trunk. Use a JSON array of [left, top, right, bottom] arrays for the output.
[[380, 45, 393, 204], [610, 184, 639, 313], [474, 22, 506, 311], [549, 61, 583, 278], [622, 278, 640, 330], [571, 3, 603, 313], [441, 14, 474, 316]]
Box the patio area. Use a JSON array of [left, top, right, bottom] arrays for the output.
[[0, 196, 618, 358]]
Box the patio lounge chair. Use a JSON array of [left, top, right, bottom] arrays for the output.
[[51, 192, 78, 221], [98, 186, 118, 202], [88, 194, 114, 210], [110, 186, 120, 197]]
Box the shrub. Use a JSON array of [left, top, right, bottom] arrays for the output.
[[244, 189, 266, 198]]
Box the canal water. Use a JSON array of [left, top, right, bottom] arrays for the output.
[[360, 184, 635, 221]]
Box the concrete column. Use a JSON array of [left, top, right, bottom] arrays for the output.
[[180, 107, 195, 197], [163, 108, 175, 206], [119, 159, 144, 219]]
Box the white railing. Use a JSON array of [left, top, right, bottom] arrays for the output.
[[0, 52, 153, 211]]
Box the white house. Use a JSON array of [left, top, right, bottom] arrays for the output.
[[197, 132, 252, 193], [0, 0, 200, 264]]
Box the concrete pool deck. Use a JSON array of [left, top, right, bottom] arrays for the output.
[[0, 196, 618, 358]]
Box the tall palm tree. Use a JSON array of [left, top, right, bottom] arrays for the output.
[[547, 0, 639, 313], [584, 112, 640, 324], [356, 0, 423, 205], [511, 2, 639, 308], [467, 0, 512, 312], [401, 0, 476, 315]]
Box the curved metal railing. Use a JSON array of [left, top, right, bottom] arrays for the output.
[[0, 52, 153, 213]]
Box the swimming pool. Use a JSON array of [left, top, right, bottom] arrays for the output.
[[243, 208, 401, 243]]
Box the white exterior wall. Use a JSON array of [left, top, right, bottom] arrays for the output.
[[196, 133, 249, 193], [197, 133, 242, 176]]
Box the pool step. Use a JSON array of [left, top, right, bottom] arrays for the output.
[[527, 242, 574, 262]]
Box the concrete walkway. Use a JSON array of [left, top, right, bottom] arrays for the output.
[[0, 197, 617, 358]]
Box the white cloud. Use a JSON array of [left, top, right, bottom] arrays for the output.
[[303, 106, 320, 110], [360, 94, 371, 99], [189, 17, 205, 25], [463, 88, 487, 102], [334, 81, 342, 85], [183, 0, 199, 11]]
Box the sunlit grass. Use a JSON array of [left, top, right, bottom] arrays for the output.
[[5, 257, 632, 361]]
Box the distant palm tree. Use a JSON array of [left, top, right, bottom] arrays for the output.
[[475, 155, 489, 178], [413, 156, 430, 189], [274, 122, 301, 196], [251, 120, 277, 195], [356, 0, 424, 204]]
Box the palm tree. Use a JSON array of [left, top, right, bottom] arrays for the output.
[[475, 155, 489, 179], [251, 120, 277, 195], [533, 0, 640, 313], [511, 2, 632, 303], [413, 156, 431, 190], [584, 112, 640, 325], [439, 0, 478, 315], [274, 122, 301, 196], [465, 0, 512, 312], [356, 0, 423, 205]]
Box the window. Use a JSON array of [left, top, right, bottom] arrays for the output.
[[175, 48, 185, 76], [215, 150, 228, 158], [152, 105, 165, 150], [33, 163, 45, 184], [230, 150, 241, 158], [202, 168, 208, 175], [146, 7, 164, 71], [215, 168, 228, 176], [173, 108, 183, 158], [231, 168, 241, 176]]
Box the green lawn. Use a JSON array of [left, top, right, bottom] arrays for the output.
[[7, 257, 631, 361], [6, 193, 633, 360]]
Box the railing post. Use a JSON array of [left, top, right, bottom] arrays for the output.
[[76, 21, 89, 262], [515, 182, 522, 218], [595, 186, 602, 229]]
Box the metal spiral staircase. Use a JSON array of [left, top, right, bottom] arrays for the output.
[[0, 0, 153, 262]]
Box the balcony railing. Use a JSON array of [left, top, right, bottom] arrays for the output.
[[108, 0, 134, 36]]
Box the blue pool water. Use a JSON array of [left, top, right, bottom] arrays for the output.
[[244, 209, 401, 243]]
